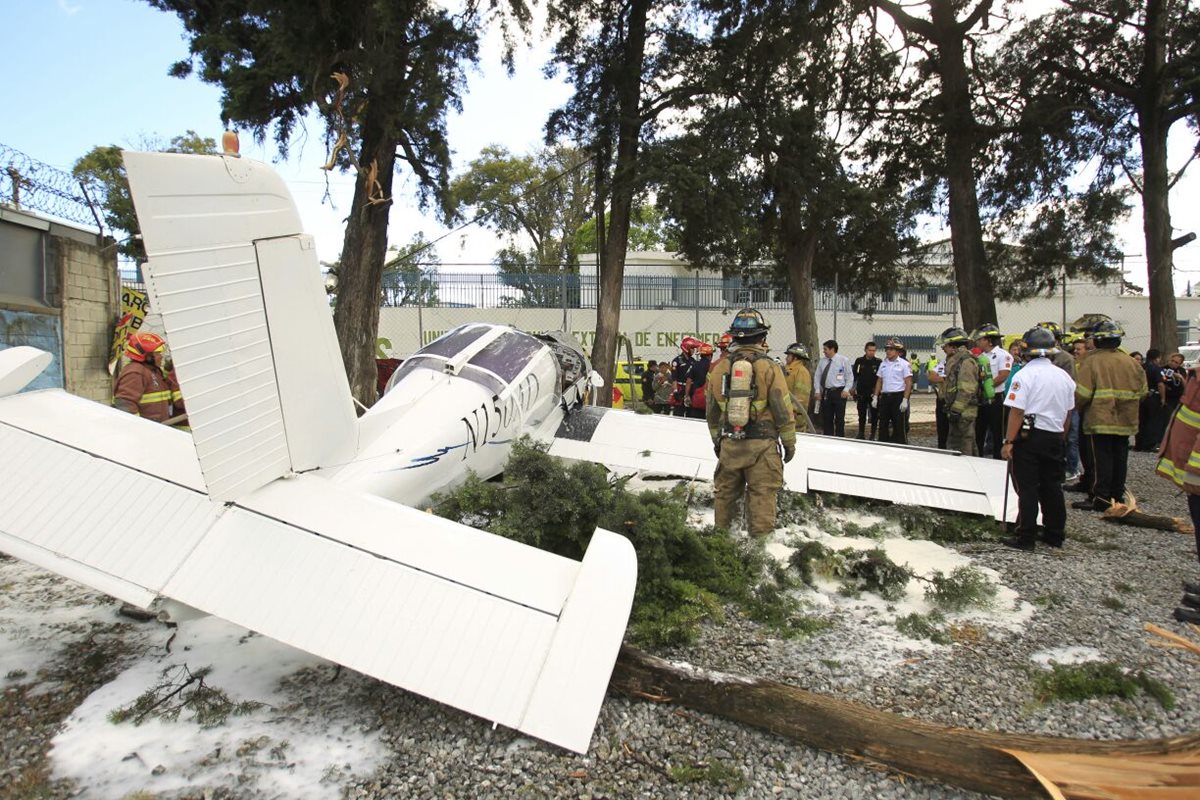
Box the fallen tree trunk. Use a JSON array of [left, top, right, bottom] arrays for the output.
[[610, 645, 1200, 798]]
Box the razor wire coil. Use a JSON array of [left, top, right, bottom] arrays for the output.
[[1, 142, 105, 229]]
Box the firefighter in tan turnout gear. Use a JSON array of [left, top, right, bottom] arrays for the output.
[[1073, 319, 1147, 511], [939, 327, 980, 456], [784, 342, 813, 433], [707, 309, 797, 537]]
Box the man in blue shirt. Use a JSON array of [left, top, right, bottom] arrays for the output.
[[814, 339, 852, 437]]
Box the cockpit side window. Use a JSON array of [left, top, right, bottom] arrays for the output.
[[384, 356, 442, 393]]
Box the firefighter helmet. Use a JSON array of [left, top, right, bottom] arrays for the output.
[[1069, 313, 1112, 335], [728, 308, 770, 340], [1021, 327, 1059, 358], [697, 342, 715, 357], [785, 342, 811, 360], [680, 336, 702, 353], [939, 327, 971, 347], [1036, 321, 1065, 341], [970, 322, 1002, 342], [125, 332, 166, 363], [717, 333, 733, 351], [884, 337, 904, 351], [1089, 319, 1125, 344]]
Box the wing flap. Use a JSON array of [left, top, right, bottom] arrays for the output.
[[159, 507, 558, 729]]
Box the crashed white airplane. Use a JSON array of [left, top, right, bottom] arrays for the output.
[[0, 151, 1016, 755]]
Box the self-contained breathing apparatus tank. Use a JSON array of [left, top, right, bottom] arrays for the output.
[[724, 356, 755, 437]]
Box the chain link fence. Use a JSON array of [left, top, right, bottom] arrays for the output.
[[1, 142, 105, 230]]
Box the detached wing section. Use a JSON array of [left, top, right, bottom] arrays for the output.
[[0, 386, 635, 753], [551, 408, 1017, 523], [123, 152, 357, 502]]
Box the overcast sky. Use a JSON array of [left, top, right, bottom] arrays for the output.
[[1, 0, 1197, 289]]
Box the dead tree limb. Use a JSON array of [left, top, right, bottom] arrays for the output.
[[610, 645, 1200, 798]]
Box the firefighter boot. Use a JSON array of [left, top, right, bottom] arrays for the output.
[[1173, 606, 1200, 624]]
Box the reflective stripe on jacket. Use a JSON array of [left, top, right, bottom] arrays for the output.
[[1075, 348, 1147, 435], [113, 360, 172, 422], [1157, 376, 1200, 492]]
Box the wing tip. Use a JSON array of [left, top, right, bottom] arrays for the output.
[[518, 527, 637, 753]]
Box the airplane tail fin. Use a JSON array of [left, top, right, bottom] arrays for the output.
[[124, 152, 358, 502]]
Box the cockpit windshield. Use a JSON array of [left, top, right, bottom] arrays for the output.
[[468, 331, 546, 383], [383, 325, 549, 396]]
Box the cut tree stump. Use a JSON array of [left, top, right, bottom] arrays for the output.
[[610, 645, 1200, 799]]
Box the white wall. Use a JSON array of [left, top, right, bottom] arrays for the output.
[[377, 291, 1200, 363]]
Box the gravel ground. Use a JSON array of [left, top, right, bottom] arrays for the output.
[[2, 440, 1198, 800]]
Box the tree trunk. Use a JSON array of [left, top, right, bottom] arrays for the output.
[[611, 646, 1200, 799], [332, 109, 397, 410], [590, 0, 649, 406], [1139, 0, 1177, 354], [1141, 117, 1178, 354], [782, 222, 820, 356], [932, 0, 998, 333]]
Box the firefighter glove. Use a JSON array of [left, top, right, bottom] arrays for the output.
[[783, 443, 795, 463], [900, 398, 909, 413]]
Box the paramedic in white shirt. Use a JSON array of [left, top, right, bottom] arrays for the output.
[[1000, 327, 1076, 551], [872, 338, 912, 444], [974, 322, 1012, 459]]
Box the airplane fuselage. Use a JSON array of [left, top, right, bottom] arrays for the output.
[[330, 324, 591, 505]]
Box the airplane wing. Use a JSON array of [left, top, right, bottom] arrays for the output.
[[0, 371, 634, 753], [551, 407, 1018, 523]]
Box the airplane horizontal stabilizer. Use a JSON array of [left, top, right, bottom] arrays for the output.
[[0, 382, 635, 753], [551, 408, 1018, 522]]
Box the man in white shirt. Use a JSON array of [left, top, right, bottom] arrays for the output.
[[973, 322, 1013, 459], [872, 337, 912, 444], [1000, 327, 1076, 550], [814, 339, 853, 437]]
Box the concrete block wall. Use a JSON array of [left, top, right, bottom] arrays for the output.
[[57, 234, 118, 403]]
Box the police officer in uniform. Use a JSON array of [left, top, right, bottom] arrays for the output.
[[939, 327, 980, 455], [872, 337, 911, 444], [707, 309, 797, 537], [784, 343, 814, 433], [1000, 327, 1076, 550], [1073, 320, 1147, 511]]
